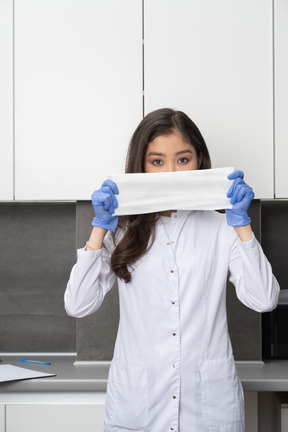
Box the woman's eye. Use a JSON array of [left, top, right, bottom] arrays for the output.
[[178, 157, 189, 164], [152, 159, 162, 165]]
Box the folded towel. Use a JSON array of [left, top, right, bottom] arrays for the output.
[[108, 167, 234, 216]]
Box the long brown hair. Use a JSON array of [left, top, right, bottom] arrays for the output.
[[111, 108, 211, 283]]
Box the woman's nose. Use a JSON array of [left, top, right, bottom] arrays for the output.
[[166, 162, 176, 172]]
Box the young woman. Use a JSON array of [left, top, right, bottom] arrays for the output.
[[65, 108, 279, 432]]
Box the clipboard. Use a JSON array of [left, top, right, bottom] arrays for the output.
[[0, 364, 56, 383]]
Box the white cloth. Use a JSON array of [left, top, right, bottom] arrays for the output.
[[108, 167, 234, 216], [65, 210, 279, 432]]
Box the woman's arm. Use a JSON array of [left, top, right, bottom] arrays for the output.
[[64, 233, 116, 318], [228, 234, 280, 312], [64, 180, 119, 317], [225, 171, 279, 310], [85, 226, 108, 251], [233, 225, 253, 242]]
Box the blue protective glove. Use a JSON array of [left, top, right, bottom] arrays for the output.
[[226, 170, 255, 226], [91, 180, 119, 232]]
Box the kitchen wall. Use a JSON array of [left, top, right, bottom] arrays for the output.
[[0, 200, 286, 360]]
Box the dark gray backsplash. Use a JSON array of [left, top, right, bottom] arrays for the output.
[[0, 199, 283, 360], [261, 200, 287, 290], [0, 203, 76, 352]]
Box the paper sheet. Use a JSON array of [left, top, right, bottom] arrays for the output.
[[0, 364, 56, 383], [109, 167, 234, 216]]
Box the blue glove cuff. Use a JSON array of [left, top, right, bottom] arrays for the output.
[[225, 210, 251, 227], [91, 216, 118, 232]]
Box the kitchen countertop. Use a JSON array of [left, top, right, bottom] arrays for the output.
[[1, 354, 288, 393], [0, 354, 109, 393]]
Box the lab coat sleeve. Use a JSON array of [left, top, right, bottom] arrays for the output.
[[228, 233, 280, 312], [64, 240, 115, 318]]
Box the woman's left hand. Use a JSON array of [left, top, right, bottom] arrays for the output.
[[226, 170, 255, 226]]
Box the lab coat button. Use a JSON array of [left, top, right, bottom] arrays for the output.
[[173, 395, 176, 399], [172, 364, 176, 368], [170, 269, 174, 273], [172, 332, 176, 336], [170, 427, 174, 430], [171, 301, 175, 304]]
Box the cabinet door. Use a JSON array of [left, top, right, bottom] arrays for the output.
[[6, 404, 104, 432], [275, 0, 288, 198], [0, 0, 13, 200], [15, 0, 142, 200], [144, 0, 273, 198]]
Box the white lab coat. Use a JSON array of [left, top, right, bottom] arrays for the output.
[[65, 210, 279, 432]]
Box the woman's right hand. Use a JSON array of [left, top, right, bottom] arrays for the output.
[[91, 180, 119, 232]]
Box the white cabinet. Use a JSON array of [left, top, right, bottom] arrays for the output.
[[2, 392, 257, 432], [14, 0, 143, 200], [2, 0, 286, 200], [6, 404, 104, 432], [0, 0, 13, 200], [274, 0, 288, 198], [144, 0, 274, 198]]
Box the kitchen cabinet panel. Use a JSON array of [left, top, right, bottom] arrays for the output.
[[2, 393, 257, 432], [6, 404, 104, 432], [244, 392, 258, 432], [274, 0, 288, 198], [14, 0, 142, 200], [144, 0, 274, 198], [0, 0, 13, 200]]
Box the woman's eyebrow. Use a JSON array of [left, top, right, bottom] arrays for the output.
[[147, 149, 193, 157], [175, 149, 193, 156], [146, 151, 165, 157]]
